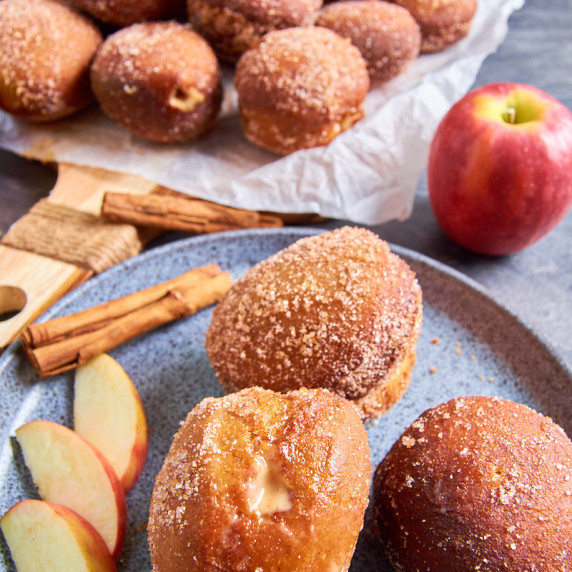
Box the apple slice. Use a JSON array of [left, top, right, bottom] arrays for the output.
[[15, 420, 127, 560], [74, 353, 148, 493], [1, 499, 116, 571]]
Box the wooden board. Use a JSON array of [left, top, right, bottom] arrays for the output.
[[0, 163, 157, 350]]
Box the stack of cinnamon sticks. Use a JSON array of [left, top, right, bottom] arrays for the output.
[[21, 264, 231, 377]]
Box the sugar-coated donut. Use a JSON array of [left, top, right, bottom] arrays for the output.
[[315, 0, 421, 86], [389, 0, 477, 53], [234, 27, 370, 155], [67, 0, 187, 27], [187, 0, 323, 63], [0, 0, 102, 122], [205, 227, 422, 421], [90, 21, 222, 143], [148, 386, 372, 571], [373, 396, 572, 571]]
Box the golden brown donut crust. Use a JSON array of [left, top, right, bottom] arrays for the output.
[[315, 0, 421, 85], [187, 0, 323, 63], [390, 0, 477, 53], [234, 27, 370, 155], [68, 0, 186, 27], [148, 387, 372, 571], [205, 227, 422, 420], [90, 22, 222, 143], [373, 396, 572, 571], [0, 0, 102, 122]]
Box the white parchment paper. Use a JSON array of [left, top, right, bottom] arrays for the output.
[[0, 0, 524, 224]]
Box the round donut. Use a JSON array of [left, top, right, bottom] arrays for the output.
[[187, 0, 323, 63], [67, 0, 187, 27], [373, 396, 572, 571], [389, 0, 477, 53], [315, 0, 421, 86], [90, 21, 222, 143], [234, 27, 370, 155], [148, 386, 372, 571], [205, 227, 423, 421], [0, 0, 102, 122]]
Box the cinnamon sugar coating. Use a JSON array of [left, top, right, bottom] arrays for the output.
[[374, 396, 572, 571], [148, 387, 371, 571], [90, 21, 222, 143], [0, 0, 102, 122], [315, 0, 421, 85], [389, 0, 477, 53], [206, 227, 422, 420], [187, 0, 323, 63], [234, 26, 370, 155]]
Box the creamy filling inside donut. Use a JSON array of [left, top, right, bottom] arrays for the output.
[[168, 86, 205, 112], [246, 455, 292, 515]]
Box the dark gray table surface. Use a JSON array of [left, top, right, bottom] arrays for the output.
[[1, 0, 571, 369]]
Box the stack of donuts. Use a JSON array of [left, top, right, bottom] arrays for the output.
[[0, 0, 477, 152]]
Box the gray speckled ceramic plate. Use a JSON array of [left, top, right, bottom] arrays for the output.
[[1, 227, 570, 571]]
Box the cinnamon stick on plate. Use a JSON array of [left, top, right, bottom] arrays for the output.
[[21, 264, 232, 377], [101, 188, 283, 234]]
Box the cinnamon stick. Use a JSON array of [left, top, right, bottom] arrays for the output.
[[101, 188, 283, 234], [21, 264, 232, 377]]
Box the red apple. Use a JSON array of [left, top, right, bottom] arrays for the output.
[[427, 82, 572, 255], [1, 499, 116, 571]]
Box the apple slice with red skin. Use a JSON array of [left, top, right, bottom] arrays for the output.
[[1, 499, 116, 571], [15, 420, 127, 560], [74, 353, 148, 494], [427, 82, 572, 256]]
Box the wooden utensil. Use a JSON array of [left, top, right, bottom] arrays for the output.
[[0, 163, 156, 350]]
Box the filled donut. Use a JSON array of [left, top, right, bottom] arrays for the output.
[[234, 26, 370, 155], [389, 0, 477, 53], [90, 21, 222, 143], [205, 227, 423, 421], [373, 396, 572, 571], [148, 386, 372, 571], [187, 0, 323, 63], [0, 0, 102, 122], [315, 0, 421, 85], [67, 0, 187, 27]]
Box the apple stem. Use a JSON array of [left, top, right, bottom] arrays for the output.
[[503, 107, 517, 124]]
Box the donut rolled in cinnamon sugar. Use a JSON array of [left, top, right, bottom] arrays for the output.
[[148, 386, 372, 571], [315, 0, 421, 86], [187, 0, 323, 63], [373, 396, 572, 571], [67, 0, 187, 27], [0, 0, 102, 122], [90, 21, 222, 143], [205, 227, 423, 421], [389, 0, 477, 53], [234, 26, 370, 155]]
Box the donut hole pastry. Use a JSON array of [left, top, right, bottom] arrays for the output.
[[187, 0, 323, 63], [148, 386, 372, 571], [373, 396, 572, 571], [67, 0, 187, 27], [315, 0, 421, 86], [234, 26, 370, 155], [389, 0, 477, 53], [0, 0, 102, 122], [205, 227, 422, 421], [90, 21, 222, 143]]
